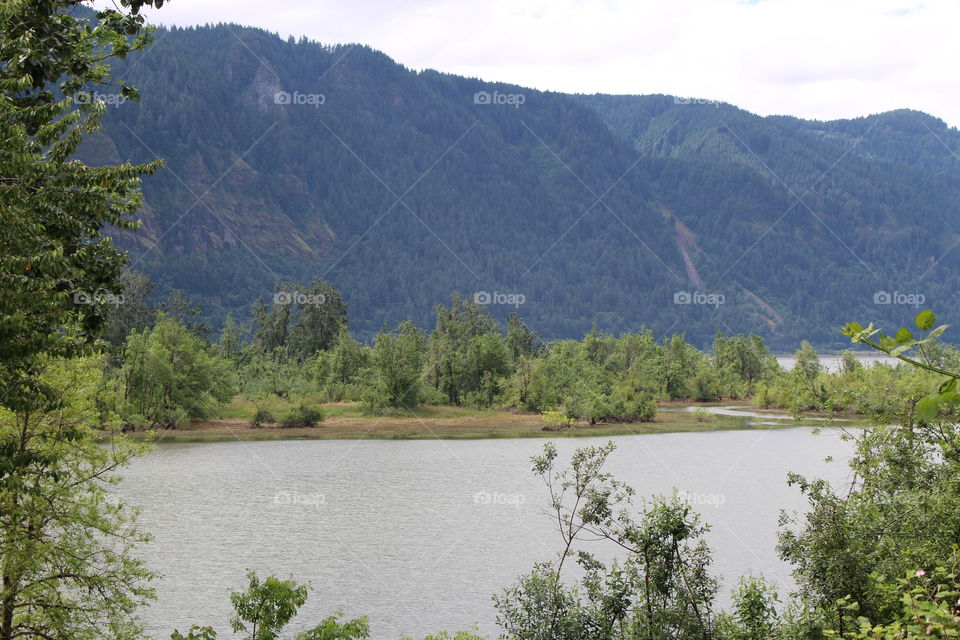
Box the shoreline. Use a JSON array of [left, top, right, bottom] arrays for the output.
[[101, 402, 856, 443]]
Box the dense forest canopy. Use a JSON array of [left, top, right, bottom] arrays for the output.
[[73, 21, 960, 350]]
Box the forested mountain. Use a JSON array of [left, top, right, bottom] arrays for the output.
[[80, 21, 960, 349]]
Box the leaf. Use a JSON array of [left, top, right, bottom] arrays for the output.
[[890, 344, 914, 357], [916, 396, 940, 423], [895, 328, 914, 344], [927, 324, 950, 341], [939, 391, 960, 406], [842, 322, 863, 337], [878, 335, 896, 352], [915, 310, 936, 331]]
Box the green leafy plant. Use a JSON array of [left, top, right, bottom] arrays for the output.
[[172, 571, 369, 640], [842, 310, 959, 424], [281, 405, 324, 428]]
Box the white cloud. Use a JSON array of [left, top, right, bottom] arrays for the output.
[[128, 0, 960, 126]]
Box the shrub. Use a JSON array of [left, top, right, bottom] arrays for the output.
[[250, 408, 275, 428], [541, 410, 574, 430], [623, 393, 657, 422], [281, 405, 324, 428], [693, 407, 714, 422]]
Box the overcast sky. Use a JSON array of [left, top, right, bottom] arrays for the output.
[[133, 0, 959, 127]]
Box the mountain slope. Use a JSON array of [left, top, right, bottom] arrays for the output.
[[575, 94, 960, 345], [80, 24, 960, 348]]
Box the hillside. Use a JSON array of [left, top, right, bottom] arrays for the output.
[[81, 23, 960, 348]]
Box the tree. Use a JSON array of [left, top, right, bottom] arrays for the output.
[[172, 571, 369, 640], [367, 320, 426, 409], [506, 313, 541, 362], [102, 270, 157, 351], [215, 314, 250, 364], [425, 294, 501, 405], [771, 311, 960, 635], [1, 2, 165, 639], [789, 340, 825, 409], [159, 290, 210, 340], [715, 576, 780, 640], [286, 280, 348, 360], [0, 0, 163, 412], [659, 334, 700, 400], [496, 442, 718, 640], [251, 281, 347, 362], [120, 315, 235, 428], [313, 326, 370, 400], [0, 357, 156, 640]]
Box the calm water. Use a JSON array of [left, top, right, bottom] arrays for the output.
[[116, 428, 853, 639], [776, 353, 899, 372]]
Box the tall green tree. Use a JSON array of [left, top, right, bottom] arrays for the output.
[[0, 0, 162, 413], [425, 293, 501, 405], [251, 280, 347, 361], [367, 320, 426, 409], [496, 442, 717, 640], [1, 2, 165, 639], [120, 315, 235, 428]]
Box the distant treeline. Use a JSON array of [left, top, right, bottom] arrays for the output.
[[87, 273, 960, 430]]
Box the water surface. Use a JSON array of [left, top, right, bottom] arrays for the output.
[[116, 428, 853, 639]]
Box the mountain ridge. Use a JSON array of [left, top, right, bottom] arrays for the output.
[[78, 21, 960, 349]]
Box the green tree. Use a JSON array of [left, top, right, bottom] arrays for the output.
[[0, 0, 162, 412], [425, 294, 501, 405], [159, 290, 210, 340], [251, 281, 347, 362], [496, 442, 717, 640], [1, 2, 164, 639], [772, 311, 960, 635], [285, 280, 348, 360], [215, 314, 250, 364], [716, 576, 781, 640], [172, 571, 369, 640], [102, 270, 157, 351], [0, 357, 156, 640], [120, 315, 235, 428], [367, 320, 426, 409], [659, 334, 701, 400], [506, 312, 542, 362], [313, 327, 371, 401]]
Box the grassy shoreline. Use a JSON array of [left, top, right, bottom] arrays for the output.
[[103, 401, 853, 443]]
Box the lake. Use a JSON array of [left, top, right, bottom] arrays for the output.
[[115, 424, 854, 639], [776, 353, 899, 372]]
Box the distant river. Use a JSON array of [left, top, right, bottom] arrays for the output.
[[776, 353, 899, 372], [115, 427, 853, 639]]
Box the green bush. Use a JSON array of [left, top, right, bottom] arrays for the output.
[[250, 408, 275, 428], [630, 395, 656, 422], [281, 405, 324, 428], [693, 407, 714, 422]]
